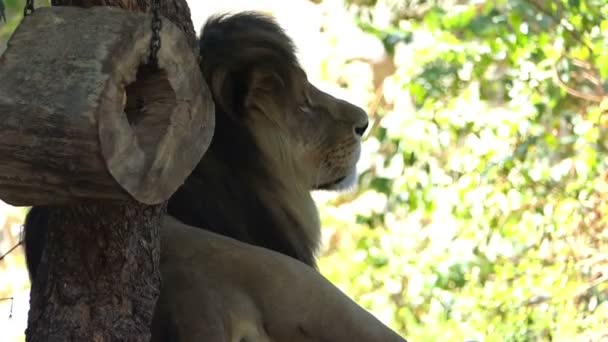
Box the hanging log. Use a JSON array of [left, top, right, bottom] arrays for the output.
[[0, 6, 214, 206], [50, 0, 198, 51]]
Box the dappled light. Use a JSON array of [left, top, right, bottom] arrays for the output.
[[1, 0, 607, 340]]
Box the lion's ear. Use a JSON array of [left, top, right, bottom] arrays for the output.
[[243, 69, 301, 118], [198, 13, 305, 118], [205, 61, 307, 122], [206, 68, 250, 118], [206, 66, 297, 119]]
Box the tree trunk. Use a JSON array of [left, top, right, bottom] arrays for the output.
[[27, 202, 165, 341], [20, 1, 200, 341]]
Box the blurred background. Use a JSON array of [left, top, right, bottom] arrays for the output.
[[1, 0, 607, 341]]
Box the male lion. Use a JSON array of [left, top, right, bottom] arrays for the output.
[[166, 12, 369, 266], [22, 12, 406, 342]]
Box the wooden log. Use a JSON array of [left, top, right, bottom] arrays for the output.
[[0, 6, 214, 206], [50, 0, 198, 51]]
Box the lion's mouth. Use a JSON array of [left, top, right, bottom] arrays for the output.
[[316, 176, 346, 190]]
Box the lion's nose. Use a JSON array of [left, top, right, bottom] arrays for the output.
[[354, 122, 369, 137], [352, 108, 369, 137], [339, 98, 369, 138]]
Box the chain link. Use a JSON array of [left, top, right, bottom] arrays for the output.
[[23, 0, 35, 16], [148, 0, 162, 68]]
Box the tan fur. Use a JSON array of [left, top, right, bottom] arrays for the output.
[[152, 216, 407, 342]]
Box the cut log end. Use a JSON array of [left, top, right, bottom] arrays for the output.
[[0, 7, 215, 206], [99, 12, 216, 204]]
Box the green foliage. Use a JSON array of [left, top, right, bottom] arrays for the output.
[[0, 0, 50, 44], [320, 0, 608, 340]]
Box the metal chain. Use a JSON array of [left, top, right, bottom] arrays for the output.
[[24, 0, 35, 16], [148, 0, 162, 68]]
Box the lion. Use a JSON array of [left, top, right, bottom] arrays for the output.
[[22, 12, 406, 342], [165, 12, 369, 267]]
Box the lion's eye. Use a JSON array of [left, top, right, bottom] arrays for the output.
[[299, 94, 314, 114], [299, 104, 312, 113], [299, 97, 314, 114]]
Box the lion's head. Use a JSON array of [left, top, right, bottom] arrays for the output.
[[298, 83, 369, 190], [199, 12, 368, 192], [168, 12, 368, 265]]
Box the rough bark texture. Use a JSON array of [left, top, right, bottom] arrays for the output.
[[51, 0, 198, 51], [0, 6, 213, 206], [27, 202, 165, 342], [14, 1, 203, 341]]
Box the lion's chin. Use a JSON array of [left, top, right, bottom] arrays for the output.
[[315, 168, 358, 192]]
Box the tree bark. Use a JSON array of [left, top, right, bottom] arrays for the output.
[[27, 202, 165, 341], [50, 0, 198, 51]]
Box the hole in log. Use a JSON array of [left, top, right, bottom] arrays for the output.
[[124, 65, 176, 156]]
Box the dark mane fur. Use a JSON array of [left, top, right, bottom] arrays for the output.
[[198, 12, 302, 115], [167, 110, 316, 266], [169, 12, 316, 265], [23, 12, 317, 280]]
